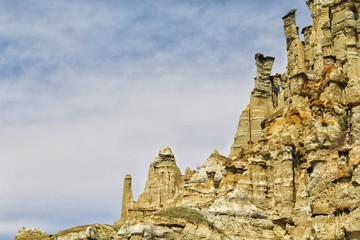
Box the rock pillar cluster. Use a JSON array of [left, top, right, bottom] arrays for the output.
[[117, 1, 360, 238], [225, 1, 360, 238]]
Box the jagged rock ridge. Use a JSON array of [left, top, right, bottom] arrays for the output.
[[15, 0, 360, 239]]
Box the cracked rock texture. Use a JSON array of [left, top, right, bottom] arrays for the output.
[[15, 0, 360, 239]]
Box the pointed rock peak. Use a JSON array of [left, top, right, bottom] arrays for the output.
[[207, 149, 231, 163], [211, 149, 220, 156], [159, 146, 174, 158], [151, 146, 176, 166]]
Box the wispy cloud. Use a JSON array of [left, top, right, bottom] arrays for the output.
[[0, 0, 311, 238]]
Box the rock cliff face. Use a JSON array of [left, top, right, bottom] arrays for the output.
[[15, 1, 360, 240], [115, 1, 360, 239]]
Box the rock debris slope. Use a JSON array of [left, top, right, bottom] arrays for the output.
[[15, 0, 360, 239]]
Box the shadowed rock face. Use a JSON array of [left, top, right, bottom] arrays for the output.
[[16, 1, 360, 239]]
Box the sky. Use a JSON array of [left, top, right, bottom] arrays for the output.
[[0, 1, 312, 239]]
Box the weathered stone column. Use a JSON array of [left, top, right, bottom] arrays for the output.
[[249, 159, 268, 208], [283, 9, 306, 78], [229, 54, 275, 159], [302, 25, 314, 70], [273, 145, 294, 220], [119, 174, 133, 224]]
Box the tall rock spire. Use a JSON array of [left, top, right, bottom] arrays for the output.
[[117, 146, 184, 224], [119, 174, 133, 224], [229, 53, 276, 159]]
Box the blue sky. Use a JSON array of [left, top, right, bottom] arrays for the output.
[[0, 1, 311, 239]]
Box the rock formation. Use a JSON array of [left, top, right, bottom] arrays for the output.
[[116, 146, 184, 226], [14, 227, 49, 240], [15, 0, 360, 239], [229, 53, 276, 159]]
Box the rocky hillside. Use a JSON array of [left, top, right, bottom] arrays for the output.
[[15, 0, 360, 239]]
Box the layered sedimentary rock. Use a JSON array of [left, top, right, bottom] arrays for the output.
[[229, 54, 277, 159], [16, 1, 360, 239]]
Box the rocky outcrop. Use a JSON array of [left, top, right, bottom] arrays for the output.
[[116, 146, 184, 226], [182, 150, 231, 208], [15, 227, 49, 240], [117, 207, 226, 240], [16, 1, 360, 239], [229, 54, 277, 159], [116, 1, 360, 239], [14, 225, 118, 240], [225, 1, 360, 238]]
